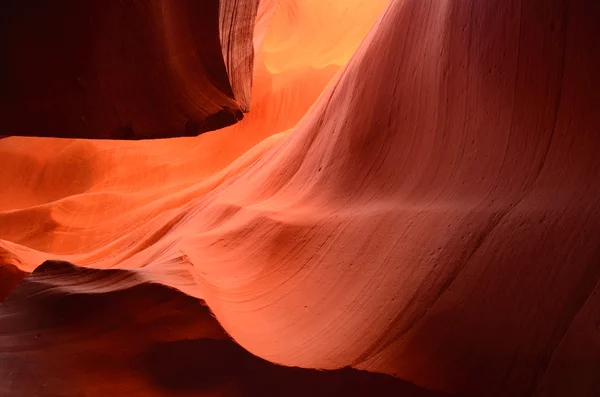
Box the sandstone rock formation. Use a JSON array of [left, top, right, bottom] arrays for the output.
[[1, 0, 599, 396], [1, 0, 259, 139], [0, 261, 450, 396]]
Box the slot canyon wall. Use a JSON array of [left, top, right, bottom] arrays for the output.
[[1, 0, 259, 139], [1, 0, 600, 396]]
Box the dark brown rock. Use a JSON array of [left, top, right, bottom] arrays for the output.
[[0, 0, 259, 139]]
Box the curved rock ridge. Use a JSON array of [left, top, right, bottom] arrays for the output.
[[0, 261, 451, 397], [220, 0, 260, 112], [0, 0, 599, 396], [0, 265, 26, 303], [0, 0, 388, 251], [1, 0, 259, 139], [179, 1, 600, 395]]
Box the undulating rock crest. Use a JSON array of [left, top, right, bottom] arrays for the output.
[[0, 0, 259, 139], [0, 261, 451, 396], [1, 0, 600, 396]]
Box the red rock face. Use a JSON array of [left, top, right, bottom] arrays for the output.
[[1, 0, 258, 139], [1, 0, 600, 396], [0, 265, 26, 302], [0, 261, 451, 396]]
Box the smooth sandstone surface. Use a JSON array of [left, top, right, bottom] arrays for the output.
[[1, 261, 451, 396], [1, 0, 600, 396]]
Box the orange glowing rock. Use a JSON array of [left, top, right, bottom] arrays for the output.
[[1, 0, 600, 396]]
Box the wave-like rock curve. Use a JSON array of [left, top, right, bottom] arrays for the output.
[[1, 0, 600, 395], [0, 261, 450, 396]]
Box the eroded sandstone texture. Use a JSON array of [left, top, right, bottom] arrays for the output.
[[1, 0, 600, 396], [0, 261, 451, 396]]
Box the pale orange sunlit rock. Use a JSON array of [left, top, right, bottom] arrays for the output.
[[0, 0, 388, 256], [261, 0, 391, 71], [2, 0, 600, 396]]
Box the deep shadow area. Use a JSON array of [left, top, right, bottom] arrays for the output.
[[0, 261, 452, 397], [143, 338, 452, 396], [0, 264, 27, 302], [0, 0, 247, 139]]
